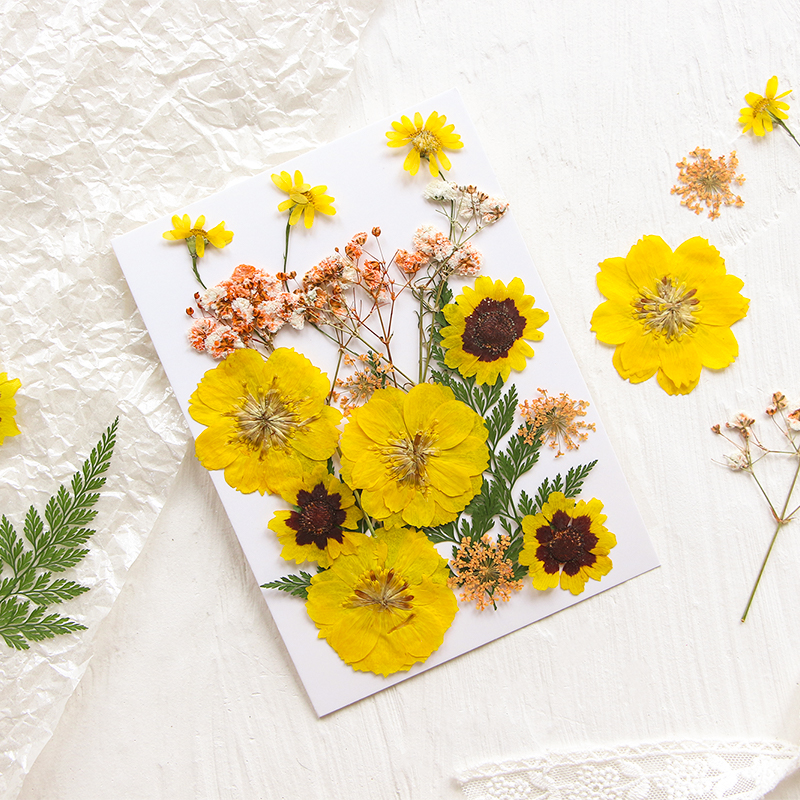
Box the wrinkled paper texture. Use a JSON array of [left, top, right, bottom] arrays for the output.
[[0, 0, 377, 795]]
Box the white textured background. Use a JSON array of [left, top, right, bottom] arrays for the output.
[[5, 0, 800, 798]]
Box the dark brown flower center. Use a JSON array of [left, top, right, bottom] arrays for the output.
[[286, 483, 346, 549], [536, 509, 598, 577], [461, 298, 526, 362]]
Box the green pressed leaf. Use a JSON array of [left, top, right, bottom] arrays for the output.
[[261, 572, 314, 599]]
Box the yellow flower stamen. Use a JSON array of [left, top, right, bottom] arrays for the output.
[[230, 389, 297, 452], [410, 129, 442, 157], [384, 430, 439, 488], [349, 568, 415, 611], [633, 276, 699, 341]]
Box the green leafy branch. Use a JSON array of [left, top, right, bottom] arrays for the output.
[[0, 418, 119, 650], [261, 570, 318, 599]]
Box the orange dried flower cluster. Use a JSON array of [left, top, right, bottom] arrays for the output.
[[671, 147, 745, 220], [334, 352, 394, 414], [447, 533, 523, 610], [519, 389, 595, 457]]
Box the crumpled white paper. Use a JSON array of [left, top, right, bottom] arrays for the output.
[[0, 0, 377, 796]]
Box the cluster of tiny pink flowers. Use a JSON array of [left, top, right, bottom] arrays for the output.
[[395, 225, 483, 277]]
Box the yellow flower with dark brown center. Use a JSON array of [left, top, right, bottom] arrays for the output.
[[162, 214, 233, 256], [385, 111, 463, 176], [519, 492, 616, 596], [739, 76, 791, 136], [305, 526, 457, 676], [268, 469, 364, 567], [189, 348, 341, 495], [440, 276, 549, 386], [339, 383, 488, 528], [590, 235, 749, 395], [0, 372, 21, 445], [271, 170, 336, 228]]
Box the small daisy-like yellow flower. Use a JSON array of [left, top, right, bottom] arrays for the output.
[[440, 276, 549, 386], [189, 348, 341, 495], [519, 492, 616, 596], [305, 526, 457, 676], [739, 76, 791, 136], [0, 373, 21, 445], [162, 214, 233, 257], [386, 111, 463, 176], [271, 170, 336, 228], [268, 468, 364, 567]]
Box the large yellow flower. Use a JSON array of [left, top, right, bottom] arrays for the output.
[[189, 348, 341, 495], [0, 373, 21, 445], [305, 526, 457, 676], [268, 468, 364, 567], [739, 76, 791, 136], [590, 236, 749, 395], [385, 111, 463, 176], [519, 492, 616, 596], [162, 214, 233, 256], [440, 276, 549, 386], [339, 383, 488, 528], [271, 170, 336, 228]]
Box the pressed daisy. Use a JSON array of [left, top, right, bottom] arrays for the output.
[[590, 236, 749, 395], [0, 373, 21, 445], [305, 526, 458, 676], [162, 214, 233, 257], [385, 111, 463, 176], [339, 383, 489, 528], [519, 491, 616, 596], [739, 76, 791, 137], [440, 276, 549, 386], [519, 389, 595, 457], [671, 148, 744, 220], [268, 469, 364, 567], [271, 170, 336, 228], [189, 348, 341, 495], [448, 533, 523, 610]]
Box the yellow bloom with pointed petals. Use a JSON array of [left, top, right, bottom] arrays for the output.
[[271, 170, 336, 228], [305, 526, 457, 676], [268, 468, 364, 567], [386, 111, 463, 176], [519, 492, 616, 596], [440, 276, 549, 386], [189, 348, 341, 495], [590, 236, 749, 395], [162, 214, 233, 256], [739, 76, 791, 136], [0, 373, 21, 445], [340, 383, 488, 528]]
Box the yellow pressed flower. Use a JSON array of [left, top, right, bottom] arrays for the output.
[[305, 526, 458, 676], [519, 492, 616, 596], [440, 276, 549, 386], [189, 348, 341, 495], [739, 76, 791, 136], [590, 236, 749, 395], [271, 170, 336, 228], [385, 111, 463, 176], [339, 383, 489, 528], [162, 214, 233, 257], [0, 373, 21, 445], [268, 468, 364, 567]]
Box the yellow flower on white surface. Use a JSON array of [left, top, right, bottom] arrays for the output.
[[385, 111, 463, 176], [271, 170, 336, 228]]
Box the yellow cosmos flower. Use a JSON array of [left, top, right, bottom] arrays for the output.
[[305, 526, 457, 676], [0, 373, 21, 445], [189, 348, 341, 495], [519, 492, 616, 596], [385, 111, 463, 176], [268, 468, 364, 567], [590, 236, 749, 395], [739, 76, 791, 136], [340, 383, 488, 528], [162, 214, 233, 257], [271, 170, 336, 228], [440, 276, 549, 386]]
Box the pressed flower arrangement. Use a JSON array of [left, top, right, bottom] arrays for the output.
[[164, 110, 618, 677]]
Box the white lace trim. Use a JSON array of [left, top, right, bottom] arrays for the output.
[[457, 740, 800, 800]]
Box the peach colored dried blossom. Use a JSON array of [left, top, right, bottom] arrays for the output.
[[766, 392, 788, 416], [671, 147, 744, 220], [335, 353, 394, 414], [519, 389, 595, 457], [448, 534, 523, 610]]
